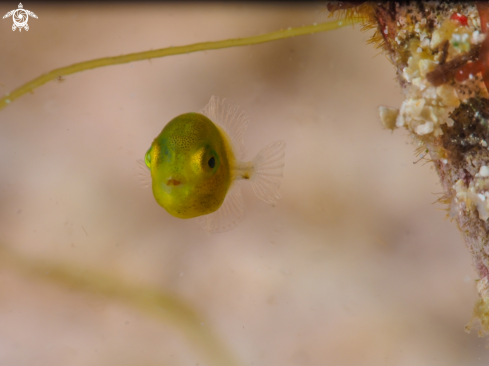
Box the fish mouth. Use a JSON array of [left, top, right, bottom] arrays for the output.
[[166, 178, 182, 186]]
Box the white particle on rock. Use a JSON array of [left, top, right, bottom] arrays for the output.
[[404, 98, 425, 117], [477, 277, 489, 300], [431, 29, 443, 49], [480, 166, 489, 177], [416, 121, 434, 135], [396, 113, 405, 127], [472, 30, 486, 44]]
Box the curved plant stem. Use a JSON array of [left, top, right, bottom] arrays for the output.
[[0, 19, 358, 111], [0, 246, 242, 366]]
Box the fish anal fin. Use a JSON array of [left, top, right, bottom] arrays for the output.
[[197, 181, 245, 233]]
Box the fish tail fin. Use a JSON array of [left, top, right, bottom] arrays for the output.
[[250, 140, 285, 206]]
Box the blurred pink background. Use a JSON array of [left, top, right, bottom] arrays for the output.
[[0, 3, 487, 366]]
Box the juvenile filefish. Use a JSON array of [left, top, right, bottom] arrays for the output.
[[141, 96, 285, 233]]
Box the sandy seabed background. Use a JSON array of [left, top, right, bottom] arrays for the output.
[[0, 3, 487, 366]]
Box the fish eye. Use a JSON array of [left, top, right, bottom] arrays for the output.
[[145, 147, 152, 168], [203, 148, 219, 173]]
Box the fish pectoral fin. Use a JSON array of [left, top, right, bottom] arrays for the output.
[[249, 140, 285, 206], [197, 181, 245, 233], [135, 159, 151, 189]]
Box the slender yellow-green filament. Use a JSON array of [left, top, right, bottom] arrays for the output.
[[0, 245, 241, 366], [0, 19, 359, 111]]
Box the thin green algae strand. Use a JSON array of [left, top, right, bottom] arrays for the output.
[[0, 245, 243, 366], [0, 19, 358, 111]]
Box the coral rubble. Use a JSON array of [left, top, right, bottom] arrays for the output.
[[330, 1, 489, 337]]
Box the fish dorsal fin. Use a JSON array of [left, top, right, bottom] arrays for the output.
[[200, 96, 248, 160], [136, 159, 151, 189], [197, 181, 245, 233], [250, 141, 286, 206]]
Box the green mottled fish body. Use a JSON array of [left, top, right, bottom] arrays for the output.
[[143, 96, 285, 232], [146, 113, 234, 219]]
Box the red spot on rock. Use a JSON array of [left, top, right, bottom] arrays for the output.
[[450, 12, 468, 26], [477, 2, 489, 91]]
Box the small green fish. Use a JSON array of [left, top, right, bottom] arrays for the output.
[[142, 96, 285, 232]]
